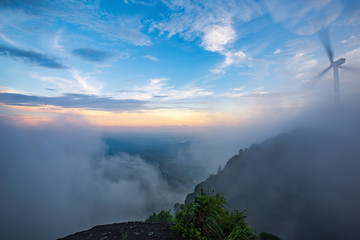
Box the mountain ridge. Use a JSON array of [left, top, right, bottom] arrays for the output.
[[184, 127, 360, 240]]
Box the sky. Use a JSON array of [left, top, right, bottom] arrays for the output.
[[0, 0, 359, 128]]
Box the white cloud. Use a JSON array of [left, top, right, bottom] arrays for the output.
[[202, 25, 236, 52], [117, 78, 213, 101], [31, 69, 104, 95], [0, 33, 18, 46], [286, 38, 318, 55], [222, 89, 301, 100], [143, 55, 159, 62], [210, 68, 225, 74], [31, 73, 75, 91], [152, 1, 263, 74], [70, 69, 104, 94], [0, 86, 22, 94], [154, 0, 262, 51], [232, 87, 246, 91], [281, 52, 319, 83], [341, 34, 360, 47], [211, 50, 247, 73], [274, 49, 281, 54], [224, 50, 246, 66], [53, 29, 64, 51]]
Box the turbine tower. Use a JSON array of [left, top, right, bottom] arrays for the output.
[[317, 28, 345, 102]]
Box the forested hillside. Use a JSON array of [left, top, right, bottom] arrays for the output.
[[185, 127, 360, 240]]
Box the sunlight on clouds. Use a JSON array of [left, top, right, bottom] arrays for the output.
[[1, 96, 308, 128], [0, 86, 20, 94], [1, 103, 236, 127], [0, 104, 63, 126], [0, 0, 359, 132], [4, 115, 54, 126], [86, 109, 216, 127]]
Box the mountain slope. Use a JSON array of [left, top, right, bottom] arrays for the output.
[[184, 127, 360, 240]]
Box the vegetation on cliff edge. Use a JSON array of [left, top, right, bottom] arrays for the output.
[[147, 190, 280, 240]]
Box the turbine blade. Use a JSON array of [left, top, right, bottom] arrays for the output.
[[317, 66, 331, 78], [339, 65, 360, 73], [317, 28, 334, 63]]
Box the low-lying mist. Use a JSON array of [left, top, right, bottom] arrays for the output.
[[1, 97, 359, 240], [0, 118, 257, 240], [185, 99, 360, 240], [0, 121, 186, 240]]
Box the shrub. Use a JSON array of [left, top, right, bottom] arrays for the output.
[[172, 190, 258, 240], [145, 209, 174, 223]]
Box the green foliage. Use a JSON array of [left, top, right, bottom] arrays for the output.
[[172, 190, 259, 240], [121, 230, 128, 240], [258, 232, 281, 240], [145, 209, 174, 223]]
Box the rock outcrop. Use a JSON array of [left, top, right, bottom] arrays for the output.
[[58, 222, 182, 240]]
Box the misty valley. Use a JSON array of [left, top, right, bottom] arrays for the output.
[[105, 135, 204, 192], [1, 104, 360, 240], [103, 119, 360, 240]]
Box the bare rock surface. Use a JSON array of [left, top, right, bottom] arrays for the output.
[[57, 221, 182, 240]]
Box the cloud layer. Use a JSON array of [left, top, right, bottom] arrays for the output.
[[0, 93, 148, 111], [0, 119, 183, 240], [72, 48, 115, 62], [0, 44, 67, 69]]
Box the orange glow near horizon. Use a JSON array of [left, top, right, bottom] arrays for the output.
[[0, 103, 240, 127]]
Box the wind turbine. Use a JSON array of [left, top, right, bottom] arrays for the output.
[[317, 28, 345, 103]]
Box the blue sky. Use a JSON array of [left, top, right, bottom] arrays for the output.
[[0, 0, 359, 127]]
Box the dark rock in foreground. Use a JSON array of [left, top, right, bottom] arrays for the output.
[[58, 222, 182, 240]]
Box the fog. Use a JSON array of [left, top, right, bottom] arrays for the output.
[[0, 121, 183, 240], [1, 95, 360, 240], [185, 99, 360, 240], [0, 111, 296, 240]]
